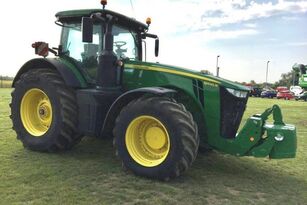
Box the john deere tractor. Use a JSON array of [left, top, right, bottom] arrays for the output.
[[10, 1, 297, 180]]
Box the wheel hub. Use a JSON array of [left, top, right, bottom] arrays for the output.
[[37, 101, 51, 120], [145, 127, 167, 150], [20, 88, 53, 137], [125, 116, 170, 167], [39, 108, 45, 116]]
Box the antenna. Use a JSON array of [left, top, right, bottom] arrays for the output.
[[129, 0, 136, 17]]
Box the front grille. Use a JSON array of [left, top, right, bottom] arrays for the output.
[[220, 87, 248, 138]]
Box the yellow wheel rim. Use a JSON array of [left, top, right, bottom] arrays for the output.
[[20, 88, 52, 137], [125, 116, 170, 167]]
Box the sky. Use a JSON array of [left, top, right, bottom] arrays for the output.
[[0, 0, 306, 83]]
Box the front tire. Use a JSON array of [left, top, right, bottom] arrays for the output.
[[113, 96, 199, 180], [11, 69, 82, 152]]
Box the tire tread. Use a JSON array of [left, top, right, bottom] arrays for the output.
[[113, 96, 199, 180]]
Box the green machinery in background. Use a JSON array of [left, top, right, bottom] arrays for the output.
[[10, 1, 297, 180], [292, 63, 307, 101], [293, 63, 307, 89]]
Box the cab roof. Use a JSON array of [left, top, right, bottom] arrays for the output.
[[55, 9, 148, 32]]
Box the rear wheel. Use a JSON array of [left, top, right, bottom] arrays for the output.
[[113, 96, 199, 180], [11, 69, 82, 152]]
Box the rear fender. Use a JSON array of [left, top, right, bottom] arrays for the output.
[[12, 58, 87, 88]]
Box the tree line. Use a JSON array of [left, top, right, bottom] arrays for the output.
[[239, 71, 298, 89], [0, 76, 14, 88]]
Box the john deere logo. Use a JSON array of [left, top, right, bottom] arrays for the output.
[[274, 133, 284, 141]]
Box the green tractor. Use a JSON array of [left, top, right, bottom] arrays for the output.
[[10, 1, 297, 180], [292, 64, 307, 101], [293, 63, 307, 89]]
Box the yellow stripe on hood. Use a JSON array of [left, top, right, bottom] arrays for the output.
[[125, 64, 220, 84]]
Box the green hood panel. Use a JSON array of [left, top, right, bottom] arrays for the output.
[[124, 60, 250, 91]]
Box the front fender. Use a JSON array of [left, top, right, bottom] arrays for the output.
[[12, 58, 87, 88], [100, 87, 176, 137]]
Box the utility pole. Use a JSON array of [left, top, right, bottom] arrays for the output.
[[216, 55, 220, 77], [265, 60, 270, 88]]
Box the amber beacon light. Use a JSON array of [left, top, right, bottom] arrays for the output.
[[146, 17, 151, 26]]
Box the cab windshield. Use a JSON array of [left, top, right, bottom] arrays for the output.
[[60, 22, 138, 81]]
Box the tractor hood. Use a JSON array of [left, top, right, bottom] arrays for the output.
[[124, 60, 250, 91]]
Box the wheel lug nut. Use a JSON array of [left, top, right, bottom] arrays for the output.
[[39, 109, 45, 115]]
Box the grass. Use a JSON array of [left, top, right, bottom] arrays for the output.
[[0, 88, 306, 205]]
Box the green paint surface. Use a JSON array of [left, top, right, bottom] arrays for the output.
[[56, 57, 87, 88], [121, 60, 296, 158]]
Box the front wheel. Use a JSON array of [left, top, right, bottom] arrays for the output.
[[113, 96, 199, 180]]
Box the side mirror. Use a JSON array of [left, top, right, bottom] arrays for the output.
[[82, 17, 93, 43], [155, 38, 159, 57]]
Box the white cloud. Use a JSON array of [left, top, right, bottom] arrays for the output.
[[267, 38, 279, 42], [287, 42, 307, 46], [185, 0, 307, 31], [0, 0, 306, 83], [244, 23, 257, 28], [185, 29, 259, 42], [281, 15, 300, 21], [128, 0, 307, 43], [130, 0, 307, 33]]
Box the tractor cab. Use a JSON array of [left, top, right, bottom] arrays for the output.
[[55, 8, 158, 86]]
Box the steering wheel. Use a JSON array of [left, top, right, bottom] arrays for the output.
[[114, 41, 127, 49], [114, 41, 128, 58]]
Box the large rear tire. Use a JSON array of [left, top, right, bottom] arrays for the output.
[[10, 69, 82, 152], [113, 96, 199, 180]]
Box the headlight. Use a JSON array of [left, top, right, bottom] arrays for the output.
[[226, 88, 248, 98], [304, 77, 307, 81]]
